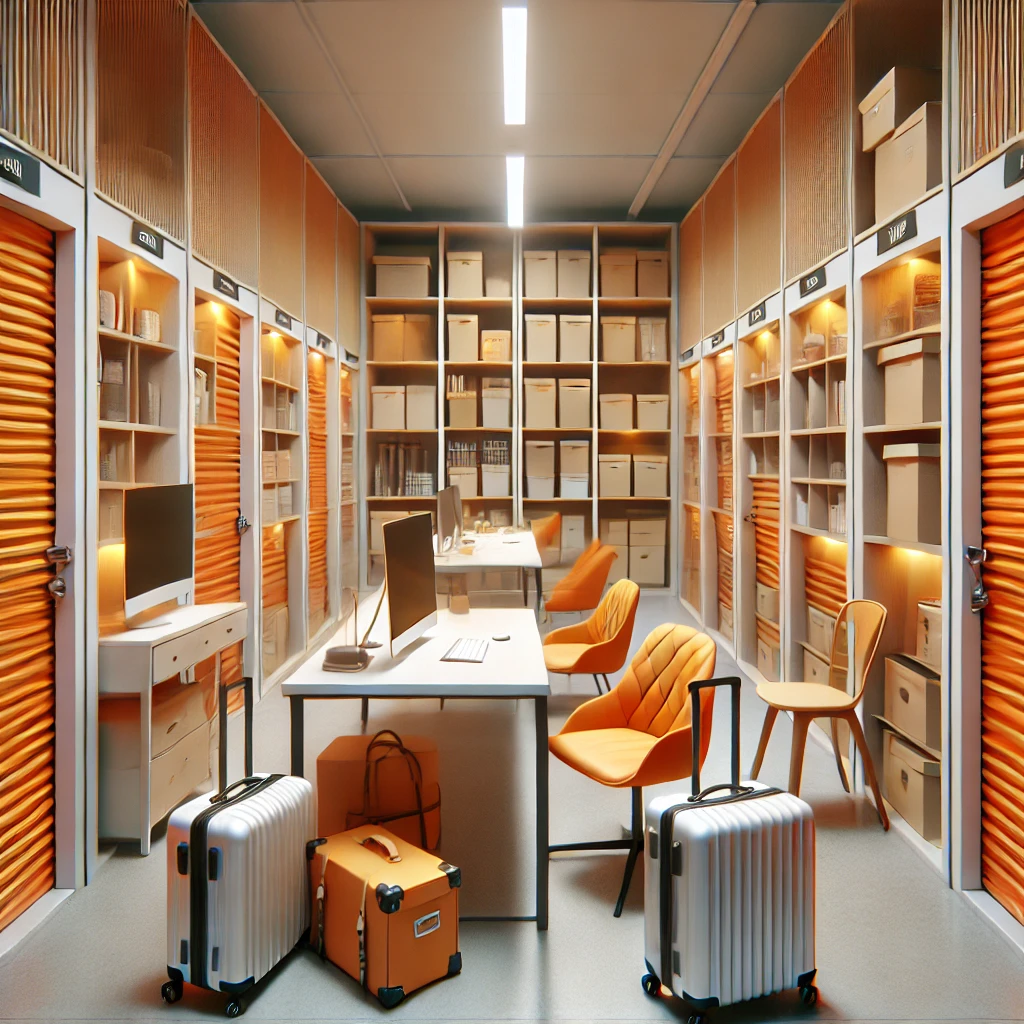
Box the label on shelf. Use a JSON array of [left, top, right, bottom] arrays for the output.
[[131, 221, 164, 259], [1004, 144, 1024, 189], [748, 301, 766, 327], [213, 270, 239, 300], [0, 142, 40, 195], [877, 209, 918, 256], [275, 308, 292, 330], [709, 330, 726, 348], [799, 266, 826, 298]]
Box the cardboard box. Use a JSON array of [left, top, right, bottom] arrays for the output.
[[756, 583, 780, 622], [277, 483, 292, 518], [599, 454, 631, 497], [600, 519, 629, 545], [558, 249, 591, 298], [757, 637, 781, 682], [916, 600, 942, 672], [277, 449, 292, 480], [372, 385, 406, 429], [561, 514, 586, 553], [560, 473, 589, 499], [885, 654, 941, 750], [633, 455, 668, 498], [858, 67, 941, 152], [525, 314, 556, 362], [447, 392, 477, 428], [602, 316, 637, 362], [370, 510, 410, 551], [262, 451, 277, 482], [600, 251, 637, 297], [803, 648, 830, 685], [636, 394, 668, 429], [558, 378, 591, 428], [525, 378, 557, 428], [373, 255, 431, 298], [629, 545, 665, 586], [482, 464, 511, 497], [527, 475, 555, 500], [482, 386, 511, 428], [882, 731, 941, 842], [524, 250, 556, 298], [874, 102, 942, 224], [526, 440, 555, 476], [447, 251, 483, 298], [261, 487, 277, 524], [447, 313, 479, 361], [607, 544, 629, 584], [629, 518, 667, 546], [600, 393, 634, 430], [807, 606, 836, 657], [559, 439, 590, 475], [637, 250, 670, 297], [481, 329, 511, 362], [405, 384, 436, 430], [639, 317, 668, 361], [371, 313, 433, 361], [448, 465, 478, 499], [878, 336, 941, 425], [883, 443, 941, 544], [559, 314, 592, 361]]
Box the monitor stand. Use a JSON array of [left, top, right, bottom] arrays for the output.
[[125, 603, 176, 630]]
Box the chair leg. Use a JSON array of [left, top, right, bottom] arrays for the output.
[[847, 712, 890, 831], [613, 787, 643, 918], [750, 706, 779, 779], [788, 713, 810, 796], [360, 697, 369, 733], [593, 674, 604, 695], [602, 673, 611, 692], [830, 717, 851, 793]]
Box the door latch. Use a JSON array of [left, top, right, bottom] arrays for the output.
[[47, 577, 67, 599], [236, 511, 250, 536], [46, 545, 73, 569], [965, 545, 989, 613]]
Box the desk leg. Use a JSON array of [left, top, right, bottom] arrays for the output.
[[522, 568, 528, 608], [535, 568, 543, 618], [535, 695, 549, 931], [139, 681, 153, 857], [290, 696, 305, 778]]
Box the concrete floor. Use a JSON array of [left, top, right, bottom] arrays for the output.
[[3, 595, 1024, 1024]]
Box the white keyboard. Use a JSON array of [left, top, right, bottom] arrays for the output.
[[440, 637, 489, 663]]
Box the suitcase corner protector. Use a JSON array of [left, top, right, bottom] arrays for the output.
[[448, 951, 463, 976]]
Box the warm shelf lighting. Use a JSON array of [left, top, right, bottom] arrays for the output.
[[506, 155, 525, 228], [502, 6, 527, 125]]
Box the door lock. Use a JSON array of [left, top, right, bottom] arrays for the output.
[[46, 545, 73, 569], [965, 545, 989, 613], [236, 511, 251, 536], [47, 576, 67, 600]]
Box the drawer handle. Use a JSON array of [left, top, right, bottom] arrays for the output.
[[226, 628, 233, 634], [901, 770, 909, 787], [899, 687, 910, 704], [172, 655, 178, 663]]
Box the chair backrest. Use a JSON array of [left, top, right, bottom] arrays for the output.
[[829, 599, 887, 704], [547, 544, 619, 613], [530, 512, 561, 552], [591, 578, 640, 643]]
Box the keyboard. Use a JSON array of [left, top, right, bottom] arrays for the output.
[[440, 637, 489, 663]]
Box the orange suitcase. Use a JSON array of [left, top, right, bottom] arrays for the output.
[[316, 730, 441, 852], [308, 826, 461, 1007]]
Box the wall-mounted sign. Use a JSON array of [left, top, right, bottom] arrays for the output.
[[1005, 144, 1024, 189], [316, 333, 332, 349], [274, 308, 292, 330], [799, 266, 826, 299], [710, 330, 726, 348], [0, 142, 40, 196], [748, 301, 767, 328], [131, 221, 164, 259], [213, 271, 238, 301], [681, 345, 696, 362], [877, 209, 918, 256], [341, 347, 359, 366]]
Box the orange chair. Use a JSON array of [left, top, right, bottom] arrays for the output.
[[549, 624, 719, 916], [543, 579, 640, 694], [545, 540, 619, 614], [530, 512, 562, 567]]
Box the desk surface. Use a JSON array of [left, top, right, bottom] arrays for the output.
[[98, 602, 246, 648], [282, 606, 549, 697], [434, 530, 542, 572]]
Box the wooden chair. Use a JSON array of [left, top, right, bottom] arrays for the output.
[[750, 599, 889, 829]]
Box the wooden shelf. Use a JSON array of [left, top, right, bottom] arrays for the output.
[[523, 497, 592, 504], [748, 473, 780, 480], [791, 352, 847, 373], [445, 361, 513, 372], [263, 477, 301, 487], [268, 514, 301, 525], [873, 715, 942, 762], [792, 477, 847, 486], [445, 426, 513, 433], [367, 495, 437, 502], [597, 429, 670, 436], [366, 428, 437, 434], [598, 361, 671, 368], [523, 426, 593, 434], [864, 535, 943, 556], [99, 420, 175, 435], [682, 499, 701, 510], [443, 296, 513, 307], [262, 426, 301, 437], [523, 361, 593, 371], [261, 376, 300, 392], [709, 506, 734, 517], [791, 426, 846, 436], [98, 480, 140, 490], [194, 351, 217, 365], [99, 326, 175, 354], [863, 421, 942, 434], [367, 361, 438, 369], [522, 296, 592, 311], [863, 325, 941, 351], [366, 296, 438, 312], [743, 374, 782, 389], [598, 495, 671, 502], [597, 296, 671, 309], [790, 523, 848, 541], [743, 431, 781, 439], [797, 639, 831, 663]]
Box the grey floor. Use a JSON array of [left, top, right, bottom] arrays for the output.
[[3, 595, 1024, 1024]]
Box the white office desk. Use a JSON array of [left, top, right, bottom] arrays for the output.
[[434, 530, 543, 613], [280, 605, 551, 928]]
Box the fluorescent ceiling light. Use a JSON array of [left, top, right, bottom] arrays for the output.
[[502, 7, 527, 125], [506, 155, 524, 228]]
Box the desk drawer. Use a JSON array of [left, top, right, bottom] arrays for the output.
[[152, 608, 247, 681]]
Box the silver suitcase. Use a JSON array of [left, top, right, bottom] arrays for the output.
[[162, 773, 315, 1017], [642, 678, 817, 1022]]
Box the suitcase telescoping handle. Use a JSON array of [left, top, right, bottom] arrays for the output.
[[210, 775, 265, 804], [688, 676, 750, 800], [218, 676, 254, 791]]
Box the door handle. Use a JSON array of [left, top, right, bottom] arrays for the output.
[[48, 577, 67, 600], [46, 544, 73, 569], [965, 545, 989, 612]]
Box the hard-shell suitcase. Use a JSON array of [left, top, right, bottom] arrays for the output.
[[642, 677, 818, 1022], [163, 773, 315, 1017], [308, 824, 461, 1008]]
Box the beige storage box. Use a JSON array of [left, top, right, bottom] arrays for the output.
[[525, 314, 556, 362], [558, 249, 591, 298], [629, 545, 665, 586], [803, 648, 830, 686], [883, 443, 941, 544], [558, 379, 591, 428], [481, 464, 511, 498], [600, 393, 634, 430], [756, 582, 780, 622], [639, 317, 669, 361], [277, 449, 292, 480], [874, 102, 942, 224], [372, 313, 433, 361], [447, 313, 479, 361], [262, 451, 277, 482], [599, 454, 632, 497], [447, 391, 477, 429], [885, 654, 941, 751], [602, 316, 638, 362], [449, 465, 478, 499], [371, 385, 406, 429], [807, 605, 836, 656], [525, 439, 555, 476], [633, 454, 669, 498], [527, 474, 555, 500], [373, 255, 431, 298], [481, 329, 512, 362], [261, 487, 277, 524], [629, 518, 667, 546], [406, 384, 437, 430], [600, 518, 629, 545], [600, 251, 637, 297], [883, 731, 941, 843], [561, 514, 587, 553], [858, 66, 941, 152], [878, 336, 941, 425], [607, 544, 629, 584], [482, 386, 511, 428], [757, 637, 781, 682], [446, 251, 483, 298], [370, 510, 410, 551], [916, 599, 942, 672], [560, 473, 589, 499], [559, 314, 592, 362], [525, 378, 557, 428], [637, 250, 670, 297], [524, 250, 557, 298], [636, 394, 669, 429], [559, 439, 591, 475]]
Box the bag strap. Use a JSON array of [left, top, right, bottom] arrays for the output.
[[360, 731, 430, 849]]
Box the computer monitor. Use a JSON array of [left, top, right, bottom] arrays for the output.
[[436, 484, 462, 552], [382, 512, 438, 655], [124, 483, 194, 620]]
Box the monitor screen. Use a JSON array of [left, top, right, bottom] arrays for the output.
[[436, 485, 461, 551], [124, 484, 194, 611], [383, 512, 437, 652]]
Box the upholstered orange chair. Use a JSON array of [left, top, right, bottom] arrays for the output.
[[545, 541, 619, 614], [544, 579, 640, 694], [549, 623, 719, 916], [530, 512, 562, 567]]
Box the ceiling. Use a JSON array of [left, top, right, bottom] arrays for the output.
[[191, 0, 842, 223]]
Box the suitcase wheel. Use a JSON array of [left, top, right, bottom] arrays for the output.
[[225, 999, 244, 1017], [686, 1016, 707, 1024], [800, 984, 818, 1007], [160, 980, 182, 1005], [641, 973, 660, 997]]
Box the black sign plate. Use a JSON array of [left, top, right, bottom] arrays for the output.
[[748, 301, 767, 328], [213, 271, 238, 301], [316, 333, 332, 349], [681, 345, 696, 362], [710, 330, 726, 348], [132, 221, 164, 259], [1005, 144, 1024, 189], [877, 209, 918, 256], [0, 143, 40, 196], [275, 309, 292, 330], [799, 266, 826, 298]]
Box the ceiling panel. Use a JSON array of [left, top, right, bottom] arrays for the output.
[[645, 155, 725, 212], [312, 156, 408, 215], [262, 91, 374, 157], [674, 91, 777, 157]]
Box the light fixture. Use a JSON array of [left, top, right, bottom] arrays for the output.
[[506, 155, 524, 228], [502, 6, 527, 125]]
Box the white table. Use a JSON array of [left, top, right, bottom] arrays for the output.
[[280, 605, 551, 929], [434, 530, 543, 614]]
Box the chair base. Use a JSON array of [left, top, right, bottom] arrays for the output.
[[549, 787, 642, 917]]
